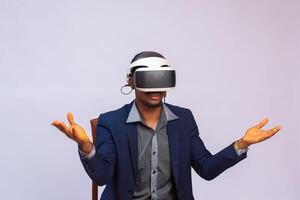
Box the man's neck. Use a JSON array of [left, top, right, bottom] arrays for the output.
[[135, 100, 162, 130]]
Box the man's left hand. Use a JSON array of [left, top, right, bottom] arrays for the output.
[[235, 118, 282, 149]]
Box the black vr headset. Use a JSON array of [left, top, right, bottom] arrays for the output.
[[128, 56, 176, 92]]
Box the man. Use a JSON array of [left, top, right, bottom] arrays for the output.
[[52, 51, 281, 200]]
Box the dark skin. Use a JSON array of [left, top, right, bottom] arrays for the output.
[[134, 90, 166, 130], [127, 77, 165, 129], [51, 78, 282, 154]]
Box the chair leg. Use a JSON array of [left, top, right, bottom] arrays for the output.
[[92, 182, 98, 200]]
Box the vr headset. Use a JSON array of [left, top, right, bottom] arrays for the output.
[[128, 57, 176, 92]]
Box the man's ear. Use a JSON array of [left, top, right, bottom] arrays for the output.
[[127, 77, 135, 89]]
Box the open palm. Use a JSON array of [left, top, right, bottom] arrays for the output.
[[242, 118, 281, 146], [51, 112, 90, 146]]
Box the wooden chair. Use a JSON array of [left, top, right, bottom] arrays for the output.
[[90, 118, 99, 200]]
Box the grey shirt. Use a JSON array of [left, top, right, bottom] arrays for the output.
[[126, 102, 179, 200]]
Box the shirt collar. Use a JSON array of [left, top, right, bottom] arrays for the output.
[[126, 101, 178, 123]]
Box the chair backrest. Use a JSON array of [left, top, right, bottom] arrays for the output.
[[90, 118, 99, 200]]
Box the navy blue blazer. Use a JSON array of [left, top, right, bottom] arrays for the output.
[[80, 101, 247, 200]]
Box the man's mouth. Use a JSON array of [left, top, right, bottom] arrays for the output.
[[147, 92, 162, 100]]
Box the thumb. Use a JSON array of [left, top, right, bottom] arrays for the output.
[[255, 118, 269, 129], [67, 112, 75, 125]]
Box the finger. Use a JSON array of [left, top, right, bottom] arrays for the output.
[[56, 121, 69, 133], [266, 126, 282, 137], [257, 126, 281, 142], [52, 120, 64, 131], [67, 112, 75, 125], [51, 120, 58, 126], [56, 121, 73, 137], [255, 118, 269, 129]]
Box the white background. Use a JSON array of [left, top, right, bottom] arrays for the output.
[[0, 0, 299, 199]]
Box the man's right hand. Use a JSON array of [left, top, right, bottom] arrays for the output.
[[51, 112, 93, 154]]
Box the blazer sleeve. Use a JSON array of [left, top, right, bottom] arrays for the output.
[[79, 114, 117, 186], [188, 109, 247, 181]]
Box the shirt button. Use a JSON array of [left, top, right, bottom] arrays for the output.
[[152, 151, 156, 155], [152, 170, 156, 174], [152, 190, 155, 193]]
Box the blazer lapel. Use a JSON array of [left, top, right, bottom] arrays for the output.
[[123, 101, 139, 184], [125, 123, 138, 183], [167, 120, 180, 188]]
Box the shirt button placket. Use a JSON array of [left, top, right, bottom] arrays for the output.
[[150, 132, 158, 200]]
